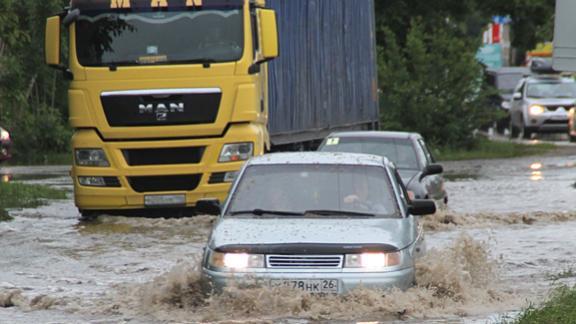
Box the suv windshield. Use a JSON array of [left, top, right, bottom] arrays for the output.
[[76, 9, 243, 67], [320, 137, 420, 170], [526, 82, 576, 99], [227, 164, 400, 218]]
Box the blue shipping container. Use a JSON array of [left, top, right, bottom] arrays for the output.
[[267, 0, 379, 146]]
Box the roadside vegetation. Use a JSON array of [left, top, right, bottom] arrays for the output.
[[435, 137, 555, 161], [0, 181, 66, 221], [0, 1, 555, 162], [514, 286, 576, 324]]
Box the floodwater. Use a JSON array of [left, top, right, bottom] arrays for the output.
[[2, 150, 576, 323]]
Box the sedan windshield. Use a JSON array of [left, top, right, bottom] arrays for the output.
[[526, 82, 576, 99], [320, 138, 420, 170], [76, 9, 243, 67], [227, 164, 400, 218]]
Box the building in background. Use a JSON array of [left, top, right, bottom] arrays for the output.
[[477, 16, 512, 69]]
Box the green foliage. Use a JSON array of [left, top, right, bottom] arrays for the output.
[[434, 137, 555, 161], [514, 285, 576, 324], [0, 181, 66, 216], [378, 21, 496, 148], [0, 0, 70, 159]]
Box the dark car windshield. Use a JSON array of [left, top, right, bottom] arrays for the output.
[[319, 137, 420, 170], [526, 82, 576, 99], [76, 9, 243, 67], [226, 164, 400, 218]]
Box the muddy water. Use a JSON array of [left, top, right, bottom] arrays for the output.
[[1, 153, 576, 323]]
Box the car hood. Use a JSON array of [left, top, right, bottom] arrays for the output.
[[525, 98, 576, 107], [210, 217, 416, 253]]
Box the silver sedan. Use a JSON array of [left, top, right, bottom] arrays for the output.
[[198, 152, 436, 294]]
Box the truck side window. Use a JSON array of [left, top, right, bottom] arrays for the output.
[[250, 9, 260, 59]]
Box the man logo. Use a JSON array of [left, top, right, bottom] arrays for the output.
[[138, 103, 185, 121]]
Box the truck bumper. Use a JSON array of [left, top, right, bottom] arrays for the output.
[[72, 124, 264, 211]]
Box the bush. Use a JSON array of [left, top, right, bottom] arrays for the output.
[[378, 21, 498, 148]]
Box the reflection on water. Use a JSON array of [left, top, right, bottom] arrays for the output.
[[1, 174, 12, 183], [530, 171, 543, 181], [530, 162, 543, 171]]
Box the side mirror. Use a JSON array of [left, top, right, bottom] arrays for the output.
[[45, 16, 61, 67], [196, 199, 221, 215], [408, 199, 436, 216], [258, 9, 279, 61], [513, 92, 522, 100], [420, 164, 443, 181], [501, 101, 511, 110]]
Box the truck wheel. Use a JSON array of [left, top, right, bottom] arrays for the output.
[[79, 210, 100, 222]]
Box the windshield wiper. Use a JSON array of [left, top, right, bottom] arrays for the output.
[[229, 209, 305, 217], [304, 209, 376, 217], [173, 58, 217, 67]]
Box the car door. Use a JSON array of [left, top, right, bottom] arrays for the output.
[[416, 139, 445, 202]]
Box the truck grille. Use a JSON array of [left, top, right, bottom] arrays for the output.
[[127, 174, 201, 193], [123, 147, 205, 166], [101, 89, 221, 127], [266, 255, 344, 269]]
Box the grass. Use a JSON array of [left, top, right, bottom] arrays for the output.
[[435, 138, 556, 161], [0, 182, 66, 221], [514, 286, 576, 324]]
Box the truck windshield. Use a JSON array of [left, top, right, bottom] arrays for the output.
[[76, 9, 243, 67]]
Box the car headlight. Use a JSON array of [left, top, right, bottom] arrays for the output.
[[0, 129, 9, 141], [345, 252, 402, 269], [75, 149, 110, 167], [207, 251, 265, 271], [219, 143, 253, 163], [529, 105, 546, 115]]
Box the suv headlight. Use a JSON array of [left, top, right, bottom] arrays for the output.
[[345, 252, 402, 269], [0, 129, 9, 141], [207, 251, 264, 271], [75, 149, 110, 167], [529, 105, 546, 115], [219, 143, 253, 163]]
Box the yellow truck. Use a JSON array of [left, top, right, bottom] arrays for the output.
[[45, 0, 379, 217]]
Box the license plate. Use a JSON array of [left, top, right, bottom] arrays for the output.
[[144, 194, 186, 207], [270, 279, 339, 293]]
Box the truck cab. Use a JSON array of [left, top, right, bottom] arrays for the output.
[[45, 0, 278, 216]]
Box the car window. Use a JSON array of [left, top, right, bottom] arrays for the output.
[[319, 137, 420, 170], [526, 82, 576, 99], [226, 164, 401, 218], [417, 139, 435, 164]]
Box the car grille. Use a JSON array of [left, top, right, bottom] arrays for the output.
[[123, 147, 205, 166], [127, 174, 201, 193], [101, 89, 221, 127], [266, 255, 344, 269], [545, 105, 570, 112]]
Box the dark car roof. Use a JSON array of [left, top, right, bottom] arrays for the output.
[[327, 131, 422, 141]]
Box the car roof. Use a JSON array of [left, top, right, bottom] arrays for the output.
[[247, 152, 392, 168], [525, 75, 575, 83], [326, 131, 421, 141]]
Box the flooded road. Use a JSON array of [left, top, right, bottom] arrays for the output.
[[2, 149, 576, 323]]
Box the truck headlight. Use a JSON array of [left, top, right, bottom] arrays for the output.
[[207, 251, 264, 270], [529, 105, 546, 116], [345, 252, 402, 269], [219, 143, 253, 163], [75, 149, 110, 167]]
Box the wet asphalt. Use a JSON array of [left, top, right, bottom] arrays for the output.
[[1, 137, 576, 323]]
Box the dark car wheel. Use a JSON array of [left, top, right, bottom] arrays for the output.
[[570, 134, 576, 143], [521, 126, 535, 140]]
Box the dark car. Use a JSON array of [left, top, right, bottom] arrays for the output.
[[0, 127, 11, 162], [318, 131, 447, 205], [485, 67, 530, 133]]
